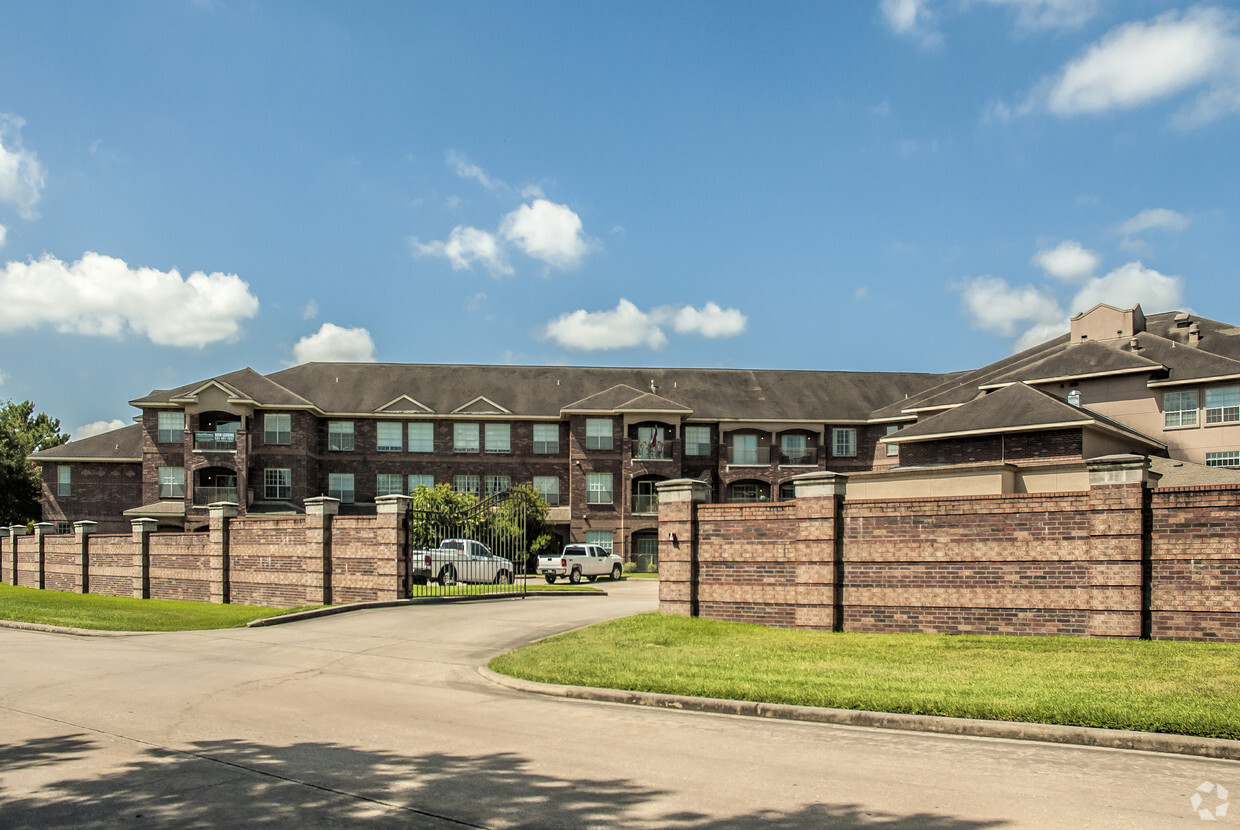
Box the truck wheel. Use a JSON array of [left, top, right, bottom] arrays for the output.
[[438, 566, 457, 586], [569, 569, 582, 585], [611, 564, 622, 581], [586, 574, 597, 583], [544, 574, 557, 584]]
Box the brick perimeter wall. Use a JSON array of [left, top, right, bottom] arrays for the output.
[[660, 479, 1240, 642]]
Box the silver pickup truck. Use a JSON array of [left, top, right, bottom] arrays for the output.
[[538, 544, 624, 584], [410, 539, 515, 586]]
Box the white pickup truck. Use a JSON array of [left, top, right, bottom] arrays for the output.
[[410, 539, 515, 586], [538, 544, 624, 584]]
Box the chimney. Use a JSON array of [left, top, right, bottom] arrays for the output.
[[1188, 322, 1201, 347]]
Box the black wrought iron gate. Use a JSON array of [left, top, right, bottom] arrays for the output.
[[405, 491, 531, 598]]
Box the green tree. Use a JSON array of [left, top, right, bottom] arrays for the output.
[[405, 482, 555, 572], [0, 400, 69, 526], [406, 482, 481, 550]]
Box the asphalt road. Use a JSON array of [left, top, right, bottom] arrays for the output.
[[0, 579, 1236, 828]]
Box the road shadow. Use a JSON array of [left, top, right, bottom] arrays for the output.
[[0, 732, 1010, 829]]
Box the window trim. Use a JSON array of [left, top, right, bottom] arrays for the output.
[[454, 423, 481, 453], [408, 474, 435, 492], [684, 425, 711, 456], [586, 472, 613, 504], [1205, 451, 1240, 468], [453, 474, 480, 496], [157, 411, 185, 444], [532, 423, 559, 454], [376, 473, 405, 497], [328, 421, 355, 452], [376, 421, 403, 452], [885, 425, 900, 457], [485, 423, 511, 454], [1204, 386, 1240, 425], [158, 466, 186, 500], [832, 427, 857, 458], [408, 422, 434, 453], [264, 468, 292, 500], [328, 473, 355, 504], [533, 475, 560, 505], [57, 464, 71, 497], [264, 412, 292, 445], [585, 418, 614, 451], [1164, 390, 1199, 428]]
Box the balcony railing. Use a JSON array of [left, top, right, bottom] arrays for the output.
[[726, 445, 771, 465], [194, 431, 238, 452], [631, 438, 675, 461], [193, 486, 239, 506], [632, 494, 659, 514], [779, 448, 818, 465]]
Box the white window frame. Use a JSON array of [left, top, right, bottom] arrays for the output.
[[158, 466, 185, 499], [408, 422, 434, 452], [779, 433, 815, 465], [833, 427, 857, 457], [684, 425, 711, 456], [454, 474, 480, 496], [586, 530, 613, 553], [57, 464, 71, 497], [408, 474, 435, 492], [485, 423, 511, 454], [1205, 386, 1240, 425], [328, 473, 355, 503], [328, 421, 354, 451], [585, 418, 613, 450], [586, 472, 613, 504], [376, 422, 403, 452], [485, 474, 511, 496], [454, 423, 480, 453], [157, 411, 185, 444], [533, 475, 559, 505], [376, 473, 405, 497], [1205, 451, 1240, 468], [885, 425, 900, 457], [264, 413, 291, 445], [532, 423, 559, 454], [264, 468, 292, 500], [1164, 390, 1199, 428]]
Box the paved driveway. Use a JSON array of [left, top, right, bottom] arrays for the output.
[[0, 579, 1235, 828]]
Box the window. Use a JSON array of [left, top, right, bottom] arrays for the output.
[[485, 423, 511, 453], [485, 475, 511, 496], [533, 475, 559, 505], [408, 474, 434, 492], [684, 425, 711, 456], [377, 422, 403, 452], [533, 423, 559, 454], [586, 418, 613, 450], [1164, 390, 1199, 428], [408, 422, 434, 452], [1205, 386, 1240, 425], [833, 427, 857, 457], [158, 467, 185, 499], [328, 421, 354, 451], [779, 481, 796, 500], [264, 468, 292, 500], [57, 465, 71, 497], [730, 482, 768, 502], [729, 433, 763, 465], [376, 474, 405, 497], [885, 425, 900, 457], [1206, 451, 1240, 468], [157, 411, 185, 443], [454, 474, 480, 496], [634, 425, 669, 459], [328, 473, 355, 503], [587, 473, 613, 504], [264, 413, 291, 445], [454, 423, 480, 453], [779, 434, 815, 465], [56, 522, 71, 535], [586, 530, 613, 553]]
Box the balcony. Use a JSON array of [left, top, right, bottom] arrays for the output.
[[779, 448, 817, 466], [726, 445, 771, 466], [631, 438, 676, 461], [193, 486, 240, 506], [194, 431, 238, 452], [632, 494, 659, 514]]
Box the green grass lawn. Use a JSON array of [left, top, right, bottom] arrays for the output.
[[489, 612, 1240, 740], [0, 584, 320, 632]]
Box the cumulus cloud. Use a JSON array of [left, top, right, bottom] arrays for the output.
[[447, 149, 503, 192], [1115, 207, 1190, 236], [1032, 240, 1100, 281], [1019, 6, 1240, 126], [0, 115, 46, 219], [500, 199, 593, 270], [302, 299, 318, 320], [411, 225, 513, 277], [880, 0, 941, 48], [1070, 261, 1184, 315], [292, 323, 377, 364], [0, 252, 259, 347], [0, 224, 6, 249], [542, 299, 746, 351], [958, 276, 1065, 338], [73, 419, 129, 440]]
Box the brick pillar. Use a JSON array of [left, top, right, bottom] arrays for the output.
[[304, 497, 339, 605], [208, 503, 238, 604], [376, 495, 412, 601], [33, 523, 53, 590], [131, 518, 157, 599], [8, 526, 27, 586], [75, 521, 97, 594], [1086, 455, 1155, 639], [792, 471, 848, 631], [656, 479, 709, 617]]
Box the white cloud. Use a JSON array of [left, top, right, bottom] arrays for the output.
[[411, 225, 513, 277], [669, 302, 748, 338], [0, 224, 6, 249], [1028, 6, 1240, 125], [302, 299, 319, 320], [1115, 207, 1190, 236], [0, 115, 46, 219], [0, 252, 259, 347], [880, 0, 941, 48], [446, 149, 507, 193], [976, 0, 1100, 30], [543, 299, 747, 351], [957, 276, 1065, 338], [1032, 240, 1100, 281], [500, 199, 593, 270], [1069, 261, 1184, 315], [292, 323, 377, 364], [73, 419, 128, 440]]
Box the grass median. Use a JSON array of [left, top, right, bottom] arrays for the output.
[[488, 612, 1240, 740], [0, 583, 320, 632]]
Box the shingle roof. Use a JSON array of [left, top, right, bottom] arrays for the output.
[[30, 424, 143, 462], [1148, 456, 1240, 488], [129, 367, 314, 409]]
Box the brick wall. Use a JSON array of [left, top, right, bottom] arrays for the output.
[[658, 462, 1240, 643]]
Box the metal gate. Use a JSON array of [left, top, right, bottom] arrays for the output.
[[405, 491, 531, 598]]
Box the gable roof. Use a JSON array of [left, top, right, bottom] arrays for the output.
[[561, 384, 694, 415], [30, 423, 143, 462], [130, 367, 314, 410]]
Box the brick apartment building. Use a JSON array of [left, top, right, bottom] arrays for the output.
[[31, 304, 1240, 561]]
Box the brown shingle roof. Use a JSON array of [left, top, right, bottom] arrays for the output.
[[30, 424, 143, 462]]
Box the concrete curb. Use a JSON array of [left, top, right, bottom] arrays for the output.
[[478, 667, 1240, 762], [247, 589, 603, 627], [0, 619, 148, 637]]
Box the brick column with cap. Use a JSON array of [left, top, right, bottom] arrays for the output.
[[208, 503, 238, 604], [792, 471, 848, 631], [304, 497, 339, 605], [656, 479, 710, 617], [1085, 454, 1156, 638], [74, 521, 97, 593]]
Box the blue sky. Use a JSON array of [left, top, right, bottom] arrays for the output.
[[2, 1, 1239, 437]]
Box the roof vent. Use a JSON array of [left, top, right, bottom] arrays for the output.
[[1188, 322, 1201, 347], [1067, 389, 1082, 407], [650, 380, 658, 394], [1129, 337, 1141, 351], [1175, 312, 1192, 328]]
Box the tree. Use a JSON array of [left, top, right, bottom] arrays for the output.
[[0, 400, 69, 526], [406, 483, 481, 550], [405, 482, 556, 572]]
